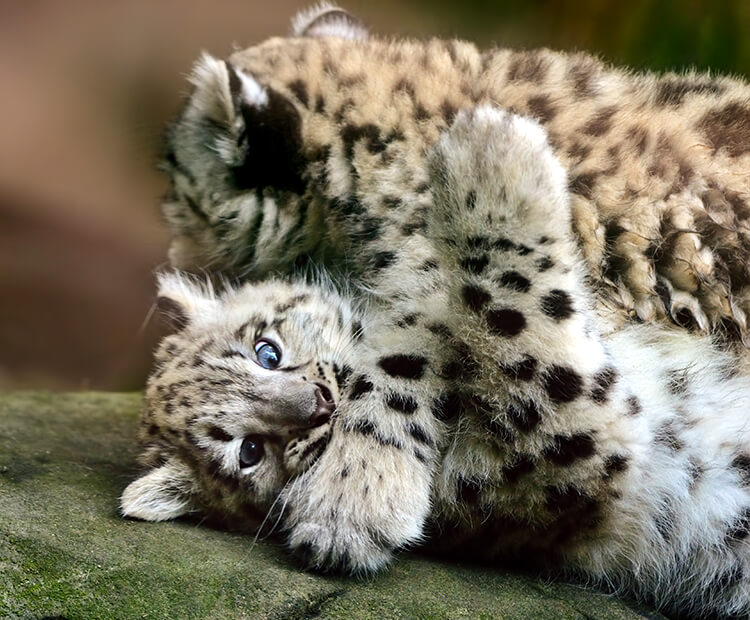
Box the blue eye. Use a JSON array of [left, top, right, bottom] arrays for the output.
[[254, 340, 281, 369]]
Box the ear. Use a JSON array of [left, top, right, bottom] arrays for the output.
[[121, 457, 197, 521], [291, 2, 369, 40], [185, 53, 307, 193], [155, 272, 219, 332], [226, 62, 307, 193]]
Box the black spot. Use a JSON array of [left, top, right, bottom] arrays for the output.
[[500, 356, 538, 381], [654, 420, 684, 452], [486, 308, 526, 337], [604, 454, 629, 477], [492, 237, 516, 252], [331, 195, 364, 216], [385, 393, 418, 414], [346, 419, 403, 450], [527, 94, 557, 123], [540, 290, 575, 320], [462, 284, 492, 313], [465, 190, 477, 210], [341, 122, 387, 159], [569, 172, 597, 200], [485, 417, 514, 442], [358, 217, 382, 241], [497, 271, 531, 293], [655, 77, 724, 107], [372, 251, 397, 271], [460, 255, 490, 274], [535, 256, 555, 272], [700, 102, 750, 158], [712, 564, 745, 592], [467, 235, 491, 250], [732, 454, 750, 485], [517, 245, 533, 257], [314, 94, 325, 113], [581, 106, 617, 136], [407, 423, 432, 446], [340, 466, 350, 479], [502, 456, 536, 483], [333, 363, 353, 387], [457, 477, 481, 504], [420, 259, 439, 271], [396, 313, 420, 328], [349, 375, 373, 400], [545, 485, 596, 514], [207, 426, 233, 442], [667, 369, 689, 395], [626, 395, 642, 416], [725, 508, 750, 543], [506, 400, 542, 432], [543, 433, 596, 466], [543, 366, 584, 403], [287, 79, 308, 107], [590, 366, 618, 403], [378, 354, 428, 379], [426, 323, 452, 339], [432, 392, 463, 422]]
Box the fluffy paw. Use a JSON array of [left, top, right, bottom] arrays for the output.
[[429, 106, 570, 237], [281, 434, 430, 574]]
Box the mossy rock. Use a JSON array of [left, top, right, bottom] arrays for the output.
[[0, 392, 664, 619]]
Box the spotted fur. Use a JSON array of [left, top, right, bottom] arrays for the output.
[[126, 104, 750, 618]]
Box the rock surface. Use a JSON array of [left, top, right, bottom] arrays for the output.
[[0, 392, 664, 619]]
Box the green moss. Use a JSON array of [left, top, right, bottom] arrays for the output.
[[0, 392, 662, 618]]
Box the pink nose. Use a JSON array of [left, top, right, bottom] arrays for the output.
[[311, 383, 335, 426]]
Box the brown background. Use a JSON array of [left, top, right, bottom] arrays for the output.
[[1, 1, 747, 390]]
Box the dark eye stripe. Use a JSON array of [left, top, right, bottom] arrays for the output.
[[208, 425, 233, 442]]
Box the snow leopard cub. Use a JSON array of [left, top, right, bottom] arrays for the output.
[[125, 108, 750, 618]]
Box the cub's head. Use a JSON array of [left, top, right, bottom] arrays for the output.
[[121, 271, 361, 531], [162, 3, 372, 276]]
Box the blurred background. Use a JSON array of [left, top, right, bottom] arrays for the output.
[[1, 0, 748, 391]]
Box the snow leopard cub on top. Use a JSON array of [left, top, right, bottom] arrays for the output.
[[125, 107, 750, 619], [163, 3, 750, 345]]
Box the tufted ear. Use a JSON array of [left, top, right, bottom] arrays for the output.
[[120, 457, 197, 521], [155, 272, 219, 332], [183, 53, 306, 193], [291, 2, 369, 40]]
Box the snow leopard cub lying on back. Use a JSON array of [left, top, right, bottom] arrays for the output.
[[124, 108, 750, 618]]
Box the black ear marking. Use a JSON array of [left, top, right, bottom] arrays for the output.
[[157, 295, 190, 332], [226, 60, 243, 102], [232, 85, 306, 194]]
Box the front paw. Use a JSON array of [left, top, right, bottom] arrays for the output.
[[281, 438, 430, 574], [429, 105, 570, 233], [286, 519, 393, 575]]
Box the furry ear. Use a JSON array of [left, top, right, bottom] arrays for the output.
[[185, 53, 306, 193], [185, 53, 239, 127], [120, 457, 197, 521], [225, 62, 306, 193], [155, 272, 219, 332], [291, 2, 369, 40]]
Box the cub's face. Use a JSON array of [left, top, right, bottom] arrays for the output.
[[121, 272, 359, 531]]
